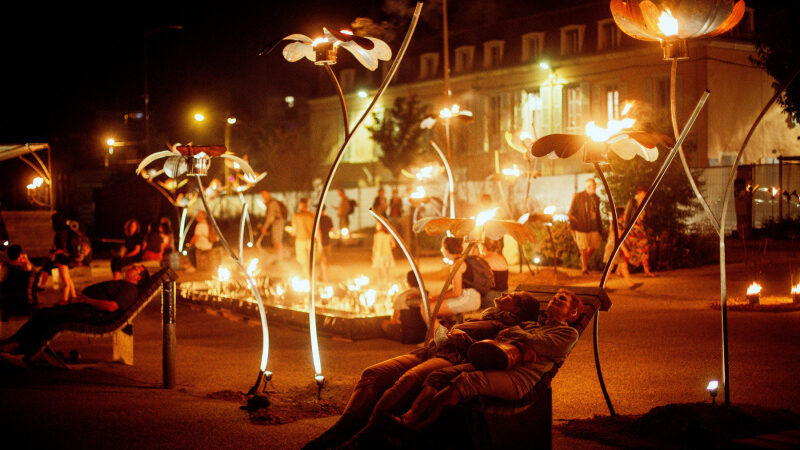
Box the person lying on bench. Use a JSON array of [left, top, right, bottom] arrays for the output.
[[396, 288, 582, 431], [302, 291, 542, 450], [0, 265, 150, 360]]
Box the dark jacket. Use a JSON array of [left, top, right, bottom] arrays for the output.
[[568, 191, 603, 234]]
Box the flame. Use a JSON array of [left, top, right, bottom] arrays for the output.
[[290, 276, 310, 293], [657, 9, 678, 37], [621, 102, 633, 117], [275, 285, 285, 296], [410, 186, 426, 199], [792, 283, 800, 295], [502, 164, 522, 177], [439, 107, 453, 118], [217, 266, 231, 283], [517, 212, 530, 224], [475, 208, 498, 227], [416, 166, 436, 180], [771, 187, 780, 197], [746, 282, 762, 296], [320, 285, 334, 299], [585, 118, 636, 142], [340, 29, 353, 35], [311, 37, 329, 47], [544, 205, 557, 215], [451, 104, 460, 114], [360, 289, 377, 307], [246, 258, 259, 277], [354, 275, 370, 287], [388, 284, 400, 297], [707, 380, 719, 391]]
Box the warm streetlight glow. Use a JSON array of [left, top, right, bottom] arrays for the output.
[[194, 113, 205, 122], [502, 164, 521, 178], [357, 90, 367, 98], [227, 117, 237, 125], [475, 208, 498, 227], [539, 61, 550, 70], [106, 138, 116, 146], [657, 9, 679, 37]]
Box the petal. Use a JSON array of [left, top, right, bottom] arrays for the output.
[[283, 42, 315, 62], [420, 116, 437, 129], [219, 154, 258, 180], [365, 37, 391, 61], [340, 40, 379, 70], [259, 33, 312, 56], [504, 131, 526, 154], [136, 150, 176, 175], [529, 134, 586, 159], [608, 138, 640, 160]]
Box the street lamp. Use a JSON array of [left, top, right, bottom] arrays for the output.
[[144, 25, 183, 155]]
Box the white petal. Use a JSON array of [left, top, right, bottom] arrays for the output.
[[282, 33, 313, 44], [220, 154, 257, 179], [640, 145, 659, 162], [136, 151, 176, 175], [609, 139, 639, 160], [420, 117, 437, 129], [283, 42, 315, 62], [340, 40, 378, 70], [365, 37, 392, 61]]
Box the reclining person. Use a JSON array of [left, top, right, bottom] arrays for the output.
[[0, 265, 150, 361], [303, 291, 542, 450]]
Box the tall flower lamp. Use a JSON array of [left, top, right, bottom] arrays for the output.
[[262, 4, 423, 390], [529, 91, 709, 416], [414, 209, 537, 344], [136, 145, 273, 394]]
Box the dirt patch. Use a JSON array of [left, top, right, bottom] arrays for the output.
[[557, 403, 800, 448], [206, 390, 248, 402], [246, 380, 353, 425]]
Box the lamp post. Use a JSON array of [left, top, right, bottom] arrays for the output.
[[144, 25, 183, 154]]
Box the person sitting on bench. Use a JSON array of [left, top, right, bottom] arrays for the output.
[[303, 290, 543, 450], [0, 265, 150, 360]]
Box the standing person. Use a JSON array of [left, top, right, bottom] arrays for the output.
[[290, 198, 315, 270], [372, 221, 396, 283], [389, 187, 403, 226], [259, 190, 285, 261], [623, 186, 655, 277], [372, 187, 388, 217], [39, 214, 77, 303], [480, 238, 509, 308], [187, 210, 214, 269], [317, 204, 334, 282], [337, 189, 353, 231], [568, 178, 603, 275], [159, 217, 174, 254], [110, 219, 143, 280]]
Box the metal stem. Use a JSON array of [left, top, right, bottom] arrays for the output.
[[307, 4, 423, 380], [325, 64, 351, 140], [425, 241, 476, 344], [370, 209, 431, 328], [596, 163, 619, 288], [430, 140, 455, 218]]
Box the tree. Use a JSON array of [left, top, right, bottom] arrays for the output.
[[753, 0, 800, 123], [367, 95, 428, 179]]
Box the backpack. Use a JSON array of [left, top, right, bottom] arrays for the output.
[[461, 255, 495, 295], [276, 200, 289, 221]]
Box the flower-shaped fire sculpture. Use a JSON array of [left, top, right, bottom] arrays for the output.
[[261, 3, 423, 390], [262, 27, 391, 71], [414, 208, 537, 343], [136, 144, 272, 394]]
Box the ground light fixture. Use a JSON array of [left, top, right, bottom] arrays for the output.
[[707, 380, 719, 404], [746, 282, 762, 305]]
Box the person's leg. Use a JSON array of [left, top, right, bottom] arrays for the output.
[[400, 363, 474, 426], [370, 357, 452, 420], [304, 354, 425, 449], [56, 264, 73, 302], [642, 250, 655, 277]]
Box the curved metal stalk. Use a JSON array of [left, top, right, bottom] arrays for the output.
[[306, 3, 424, 382], [716, 67, 800, 406], [239, 203, 249, 259], [429, 140, 456, 218], [194, 175, 271, 380], [238, 193, 255, 247], [593, 162, 619, 417], [370, 209, 431, 328], [325, 63, 351, 140], [670, 60, 721, 235], [424, 241, 477, 344], [179, 211, 195, 252]]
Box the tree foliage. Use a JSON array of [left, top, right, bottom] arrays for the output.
[[367, 95, 428, 179], [753, 0, 800, 123]]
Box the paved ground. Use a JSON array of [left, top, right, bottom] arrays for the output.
[[1, 241, 799, 449]]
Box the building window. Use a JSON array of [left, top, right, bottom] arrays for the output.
[[606, 85, 620, 121], [339, 69, 355, 92], [521, 32, 545, 63], [563, 85, 583, 133], [483, 40, 505, 68], [420, 52, 439, 79], [454, 46, 474, 73], [731, 7, 755, 38], [597, 19, 621, 51], [560, 25, 585, 56]]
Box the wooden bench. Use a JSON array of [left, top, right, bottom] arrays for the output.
[[29, 268, 177, 367], [429, 284, 612, 449]]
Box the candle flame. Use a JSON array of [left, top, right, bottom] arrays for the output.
[[746, 282, 762, 295], [658, 9, 678, 37], [290, 276, 310, 293], [475, 208, 498, 227], [585, 118, 636, 142], [621, 102, 633, 117], [792, 283, 800, 295], [217, 266, 231, 283], [544, 205, 557, 215]]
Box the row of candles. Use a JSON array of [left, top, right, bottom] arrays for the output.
[[745, 281, 800, 305]]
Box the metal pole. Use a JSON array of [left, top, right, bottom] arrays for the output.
[[144, 38, 150, 156], [162, 279, 176, 389]]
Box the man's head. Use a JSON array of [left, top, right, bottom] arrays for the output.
[[406, 270, 419, 288], [123, 265, 150, 287], [260, 190, 271, 201], [545, 289, 582, 323], [196, 210, 207, 222], [584, 178, 597, 196], [494, 291, 540, 321], [7, 244, 22, 261], [378, 188, 385, 197], [298, 198, 309, 211]]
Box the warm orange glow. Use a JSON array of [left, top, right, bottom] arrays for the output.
[[290, 276, 310, 292], [217, 266, 231, 282], [360, 289, 377, 307], [585, 118, 636, 142], [194, 113, 205, 122], [475, 208, 498, 227], [746, 282, 762, 296], [502, 164, 521, 178], [410, 186, 426, 199], [544, 205, 557, 215], [792, 283, 800, 295], [658, 9, 678, 37], [621, 102, 633, 117]]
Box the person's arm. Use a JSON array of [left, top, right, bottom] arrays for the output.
[[567, 194, 579, 230], [124, 243, 141, 258], [431, 263, 465, 301], [497, 324, 579, 362], [81, 296, 119, 312], [20, 254, 33, 271]]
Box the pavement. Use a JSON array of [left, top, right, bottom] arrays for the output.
[[1, 241, 799, 449]]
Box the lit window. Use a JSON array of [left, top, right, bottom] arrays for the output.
[[339, 69, 355, 92], [560, 25, 585, 56], [454, 46, 474, 73], [420, 52, 439, 79], [483, 40, 505, 68], [597, 19, 621, 51], [563, 85, 583, 134], [521, 32, 545, 62], [606, 85, 620, 121]]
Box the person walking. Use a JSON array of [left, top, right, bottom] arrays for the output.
[[259, 190, 286, 261], [568, 178, 603, 275], [337, 189, 353, 231], [622, 186, 655, 277], [372, 187, 388, 217], [372, 221, 395, 283], [290, 198, 315, 270]]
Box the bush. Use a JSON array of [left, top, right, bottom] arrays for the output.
[[524, 222, 604, 270]]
